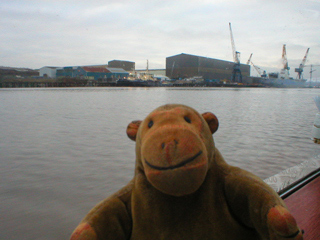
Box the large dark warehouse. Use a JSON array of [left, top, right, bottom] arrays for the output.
[[108, 60, 135, 72], [166, 53, 250, 81]]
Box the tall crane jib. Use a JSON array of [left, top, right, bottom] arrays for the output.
[[251, 61, 267, 78], [295, 48, 310, 80], [247, 53, 253, 65], [282, 44, 289, 70], [229, 22, 242, 83], [280, 44, 290, 79]]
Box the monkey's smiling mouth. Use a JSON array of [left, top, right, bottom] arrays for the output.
[[144, 150, 203, 170]]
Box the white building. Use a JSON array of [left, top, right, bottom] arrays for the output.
[[39, 66, 59, 78]]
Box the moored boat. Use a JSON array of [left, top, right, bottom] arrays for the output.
[[260, 45, 309, 88], [262, 76, 307, 88]]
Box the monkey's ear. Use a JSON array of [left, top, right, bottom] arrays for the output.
[[202, 112, 219, 134], [126, 120, 142, 141]]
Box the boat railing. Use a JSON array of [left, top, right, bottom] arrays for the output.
[[264, 155, 320, 197]]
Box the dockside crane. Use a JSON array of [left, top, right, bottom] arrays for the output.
[[310, 65, 316, 83], [229, 22, 242, 83], [247, 53, 253, 65], [295, 48, 310, 79], [305, 64, 320, 83], [250, 61, 267, 78], [280, 44, 290, 79], [247, 56, 267, 78]]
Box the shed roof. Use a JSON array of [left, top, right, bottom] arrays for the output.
[[108, 60, 135, 63], [41, 66, 59, 69], [106, 67, 128, 73], [82, 67, 110, 73]]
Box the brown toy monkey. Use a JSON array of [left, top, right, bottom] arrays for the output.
[[71, 104, 303, 240]]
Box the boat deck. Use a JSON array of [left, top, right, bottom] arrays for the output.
[[283, 175, 320, 239]]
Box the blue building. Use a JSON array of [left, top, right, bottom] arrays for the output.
[[74, 67, 110, 80], [56, 66, 129, 81], [56, 67, 75, 78]]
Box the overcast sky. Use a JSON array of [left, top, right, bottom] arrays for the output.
[[1, 0, 320, 78]]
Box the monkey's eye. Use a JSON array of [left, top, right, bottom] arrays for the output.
[[184, 116, 191, 123], [148, 120, 154, 128]]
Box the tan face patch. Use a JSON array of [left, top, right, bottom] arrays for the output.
[[141, 107, 203, 139], [138, 106, 210, 196]]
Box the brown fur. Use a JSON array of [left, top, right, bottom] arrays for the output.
[[71, 104, 303, 240]]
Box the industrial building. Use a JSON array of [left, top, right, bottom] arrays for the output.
[[74, 67, 111, 80], [56, 66, 129, 80], [104, 67, 129, 80], [39, 66, 59, 78], [40, 60, 134, 80], [166, 53, 250, 82], [108, 60, 135, 72]]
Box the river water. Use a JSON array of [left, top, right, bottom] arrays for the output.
[[1, 87, 319, 240]]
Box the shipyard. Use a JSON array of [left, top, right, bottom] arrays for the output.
[[1, 49, 317, 88], [1, 23, 319, 88]]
